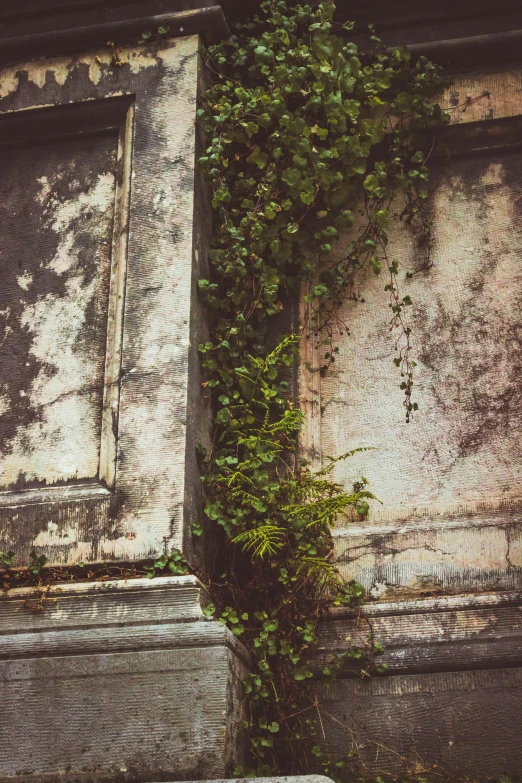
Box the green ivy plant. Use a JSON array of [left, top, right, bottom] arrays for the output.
[[196, 0, 447, 776], [143, 548, 189, 578]]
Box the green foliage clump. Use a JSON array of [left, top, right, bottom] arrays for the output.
[[143, 549, 189, 578], [196, 0, 447, 775]]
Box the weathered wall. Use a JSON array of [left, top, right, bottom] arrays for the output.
[[301, 65, 522, 598], [0, 35, 211, 566], [306, 53, 522, 779], [0, 132, 117, 490]]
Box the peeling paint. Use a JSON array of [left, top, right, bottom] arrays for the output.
[[0, 135, 117, 489], [0, 36, 206, 565], [0, 57, 71, 99], [334, 511, 522, 597], [0, 69, 19, 100], [77, 46, 159, 86], [442, 66, 522, 125]]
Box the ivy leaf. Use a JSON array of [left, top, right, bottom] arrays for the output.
[[363, 173, 381, 193], [243, 122, 259, 137], [254, 45, 274, 63], [281, 168, 302, 187], [247, 146, 268, 168], [293, 666, 313, 681], [300, 185, 315, 205], [216, 408, 231, 424], [193, 3, 448, 770], [356, 500, 370, 517]]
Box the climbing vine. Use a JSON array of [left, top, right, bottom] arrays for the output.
[[0, 3, 449, 778], [196, 0, 448, 776]]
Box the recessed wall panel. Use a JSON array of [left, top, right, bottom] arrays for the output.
[[0, 131, 118, 490], [319, 148, 522, 523]]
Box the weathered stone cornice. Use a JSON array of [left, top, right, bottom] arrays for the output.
[[0, 3, 228, 65], [0, 575, 249, 665]]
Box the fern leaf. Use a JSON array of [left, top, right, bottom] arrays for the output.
[[316, 447, 376, 477], [296, 556, 335, 578], [232, 524, 286, 558]]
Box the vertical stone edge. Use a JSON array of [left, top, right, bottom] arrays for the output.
[[225, 639, 251, 774], [182, 42, 215, 573]]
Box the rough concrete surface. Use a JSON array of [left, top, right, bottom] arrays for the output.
[[300, 66, 522, 598], [0, 36, 210, 565], [0, 576, 248, 782]]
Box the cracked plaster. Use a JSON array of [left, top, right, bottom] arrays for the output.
[[306, 68, 522, 596], [0, 35, 208, 566]]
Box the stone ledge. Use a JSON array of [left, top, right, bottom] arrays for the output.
[[0, 4, 229, 65], [170, 778, 334, 783], [317, 590, 522, 676], [0, 576, 249, 781], [0, 575, 253, 663], [333, 511, 522, 600]]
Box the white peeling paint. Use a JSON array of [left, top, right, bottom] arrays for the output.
[[0, 69, 20, 100], [0, 171, 116, 488], [16, 273, 33, 291], [0, 58, 71, 100], [48, 172, 114, 275], [0, 391, 9, 418], [443, 66, 522, 125]]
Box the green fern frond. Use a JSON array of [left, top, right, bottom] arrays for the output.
[[266, 409, 304, 434], [232, 524, 286, 558], [296, 556, 336, 578], [228, 489, 268, 512], [282, 489, 379, 529], [315, 447, 376, 477], [226, 470, 255, 488], [262, 334, 300, 370]]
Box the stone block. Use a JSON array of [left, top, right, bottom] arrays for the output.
[[0, 576, 249, 782], [318, 667, 522, 778], [315, 592, 522, 777]]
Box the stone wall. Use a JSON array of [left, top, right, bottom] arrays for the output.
[[2, 2, 522, 781], [302, 9, 522, 777], [301, 63, 522, 601], [0, 31, 210, 566]]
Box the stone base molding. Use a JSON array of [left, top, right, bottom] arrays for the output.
[[315, 591, 522, 777], [0, 576, 248, 782]]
